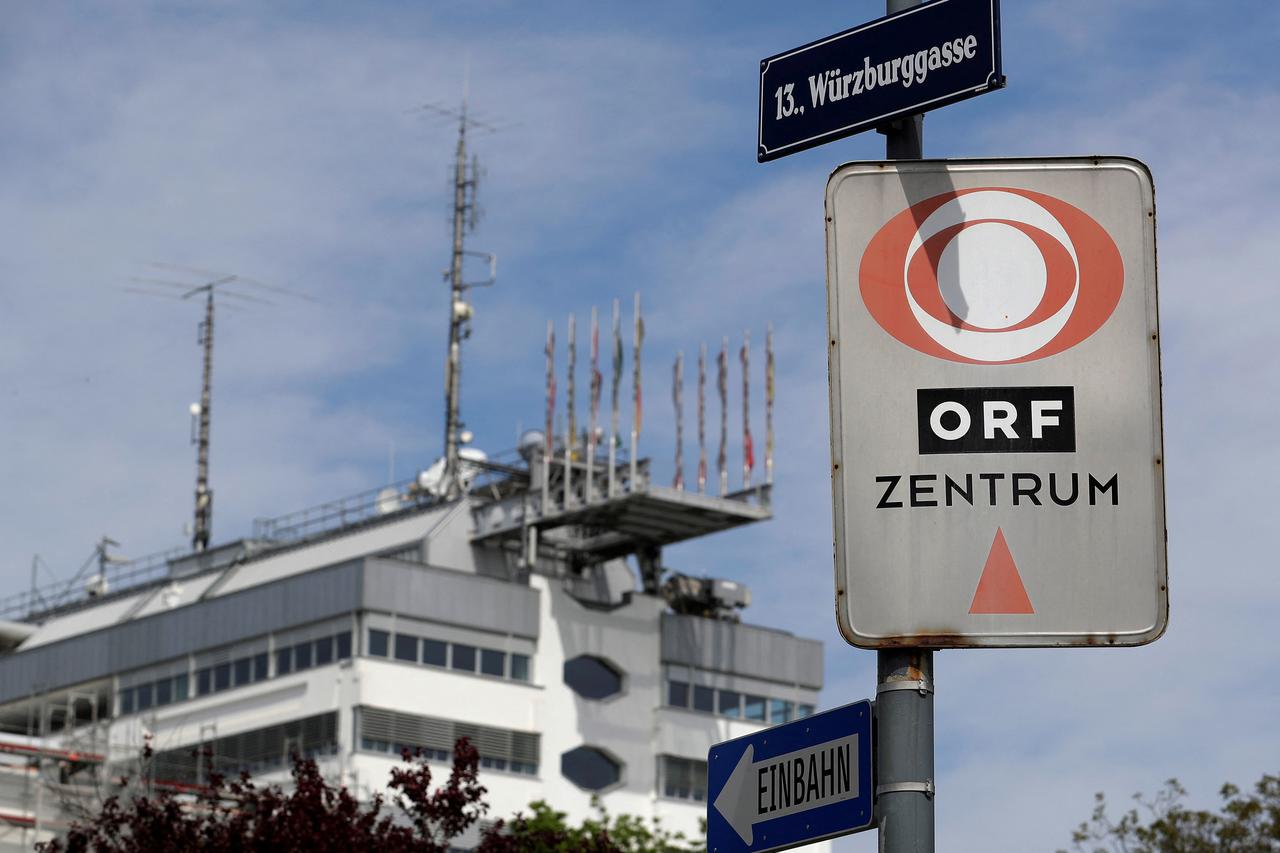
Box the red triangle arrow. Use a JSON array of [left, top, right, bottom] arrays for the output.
[[969, 528, 1034, 614]]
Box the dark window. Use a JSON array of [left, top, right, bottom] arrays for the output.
[[136, 683, 153, 711], [155, 679, 172, 707], [667, 680, 689, 708], [510, 654, 530, 682], [276, 648, 293, 676], [451, 644, 476, 672], [197, 668, 212, 696], [214, 663, 232, 692], [797, 703, 815, 718], [564, 656, 623, 700], [394, 634, 419, 663], [661, 755, 708, 802], [234, 658, 252, 687], [718, 690, 741, 718], [368, 629, 389, 657], [561, 746, 621, 791], [173, 674, 189, 702], [294, 642, 313, 671], [335, 632, 352, 660], [480, 649, 505, 677], [423, 639, 448, 667], [744, 695, 767, 722], [254, 653, 269, 682], [769, 698, 793, 724], [315, 636, 334, 666], [692, 685, 714, 713], [119, 688, 134, 715]]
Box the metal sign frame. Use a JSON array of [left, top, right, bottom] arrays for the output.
[[825, 156, 1167, 649], [708, 700, 874, 853]]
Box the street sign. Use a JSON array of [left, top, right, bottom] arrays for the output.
[[708, 700, 873, 853], [825, 157, 1167, 649], [758, 0, 1003, 162]]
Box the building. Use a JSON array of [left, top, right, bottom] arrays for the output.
[[0, 440, 824, 849]]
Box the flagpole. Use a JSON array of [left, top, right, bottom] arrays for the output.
[[718, 336, 728, 497], [673, 352, 684, 490], [544, 320, 554, 514], [766, 323, 775, 487], [698, 343, 707, 494], [742, 330, 752, 489], [630, 292, 641, 491], [609, 298, 620, 498], [565, 312, 575, 509], [588, 306, 598, 503]]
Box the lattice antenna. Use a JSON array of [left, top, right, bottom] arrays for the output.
[[124, 264, 313, 551]]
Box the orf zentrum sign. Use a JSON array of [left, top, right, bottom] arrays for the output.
[[825, 157, 1167, 648]]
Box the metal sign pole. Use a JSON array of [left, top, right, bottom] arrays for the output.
[[876, 4, 934, 851]]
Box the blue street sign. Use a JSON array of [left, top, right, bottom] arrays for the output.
[[708, 700, 873, 853], [758, 0, 1004, 162]]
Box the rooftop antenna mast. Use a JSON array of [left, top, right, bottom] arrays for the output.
[[124, 263, 313, 551], [413, 88, 499, 499]]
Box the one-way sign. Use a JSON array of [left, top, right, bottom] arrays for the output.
[[758, 0, 1003, 162], [708, 700, 873, 852]]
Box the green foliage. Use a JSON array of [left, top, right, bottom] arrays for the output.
[[483, 797, 706, 853], [1060, 773, 1280, 853]]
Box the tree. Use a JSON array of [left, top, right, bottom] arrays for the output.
[[36, 738, 707, 853], [1060, 773, 1280, 853]]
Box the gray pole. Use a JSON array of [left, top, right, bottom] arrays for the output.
[[877, 3, 934, 851], [193, 288, 214, 552], [442, 107, 468, 499]]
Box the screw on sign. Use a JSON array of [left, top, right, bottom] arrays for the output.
[[825, 157, 1167, 649]]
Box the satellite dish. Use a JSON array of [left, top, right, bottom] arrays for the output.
[[85, 574, 109, 598], [518, 430, 544, 462], [376, 487, 403, 515]]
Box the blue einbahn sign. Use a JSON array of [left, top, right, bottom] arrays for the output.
[[758, 0, 1003, 162], [708, 700, 873, 853]]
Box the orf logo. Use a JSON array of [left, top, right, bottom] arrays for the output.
[[859, 188, 1123, 364]]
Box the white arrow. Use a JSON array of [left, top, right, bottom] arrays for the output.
[[712, 733, 861, 846]]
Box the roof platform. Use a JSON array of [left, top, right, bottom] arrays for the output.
[[469, 456, 772, 565]]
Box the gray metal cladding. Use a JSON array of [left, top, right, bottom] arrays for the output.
[[0, 558, 539, 704], [659, 613, 823, 689]]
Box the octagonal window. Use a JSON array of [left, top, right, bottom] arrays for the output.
[[561, 746, 622, 791], [563, 655, 623, 700]]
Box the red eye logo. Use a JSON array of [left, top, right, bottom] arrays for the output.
[[859, 187, 1123, 364]]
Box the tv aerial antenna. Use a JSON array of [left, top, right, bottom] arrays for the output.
[[122, 263, 315, 552], [408, 95, 502, 499]]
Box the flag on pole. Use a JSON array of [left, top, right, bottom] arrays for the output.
[[545, 322, 555, 458], [633, 300, 644, 437], [672, 353, 684, 489], [567, 313, 576, 459], [590, 309, 602, 448], [766, 324, 775, 484], [741, 331, 753, 486], [717, 337, 728, 495], [612, 300, 623, 442], [697, 344, 707, 494]]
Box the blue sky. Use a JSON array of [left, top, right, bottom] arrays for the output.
[[2, 2, 1279, 850]]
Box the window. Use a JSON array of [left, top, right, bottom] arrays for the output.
[[660, 755, 708, 802], [769, 698, 793, 724], [394, 634, 419, 663], [451, 644, 476, 672], [214, 662, 231, 691], [276, 648, 293, 676], [718, 689, 741, 718], [119, 688, 134, 715], [744, 694, 767, 722], [136, 683, 153, 711], [564, 656, 623, 700], [357, 707, 539, 777], [797, 704, 815, 718], [423, 639, 448, 667], [234, 658, 251, 687], [667, 680, 689, 708], [253, 653, 269, 682], [368, 629, 389, 657], [294, 642, 313, 671], [510, 654, 530, 682], [174, 674, 189, 702], [480, 649, 505, 677], [315, 636, 334, 666], [693, 685, 715, 713], [335, 631, 352, 660], [561, 746, 621, 791], [156, 678, 172, 707], [197, 668, 212, 696]]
